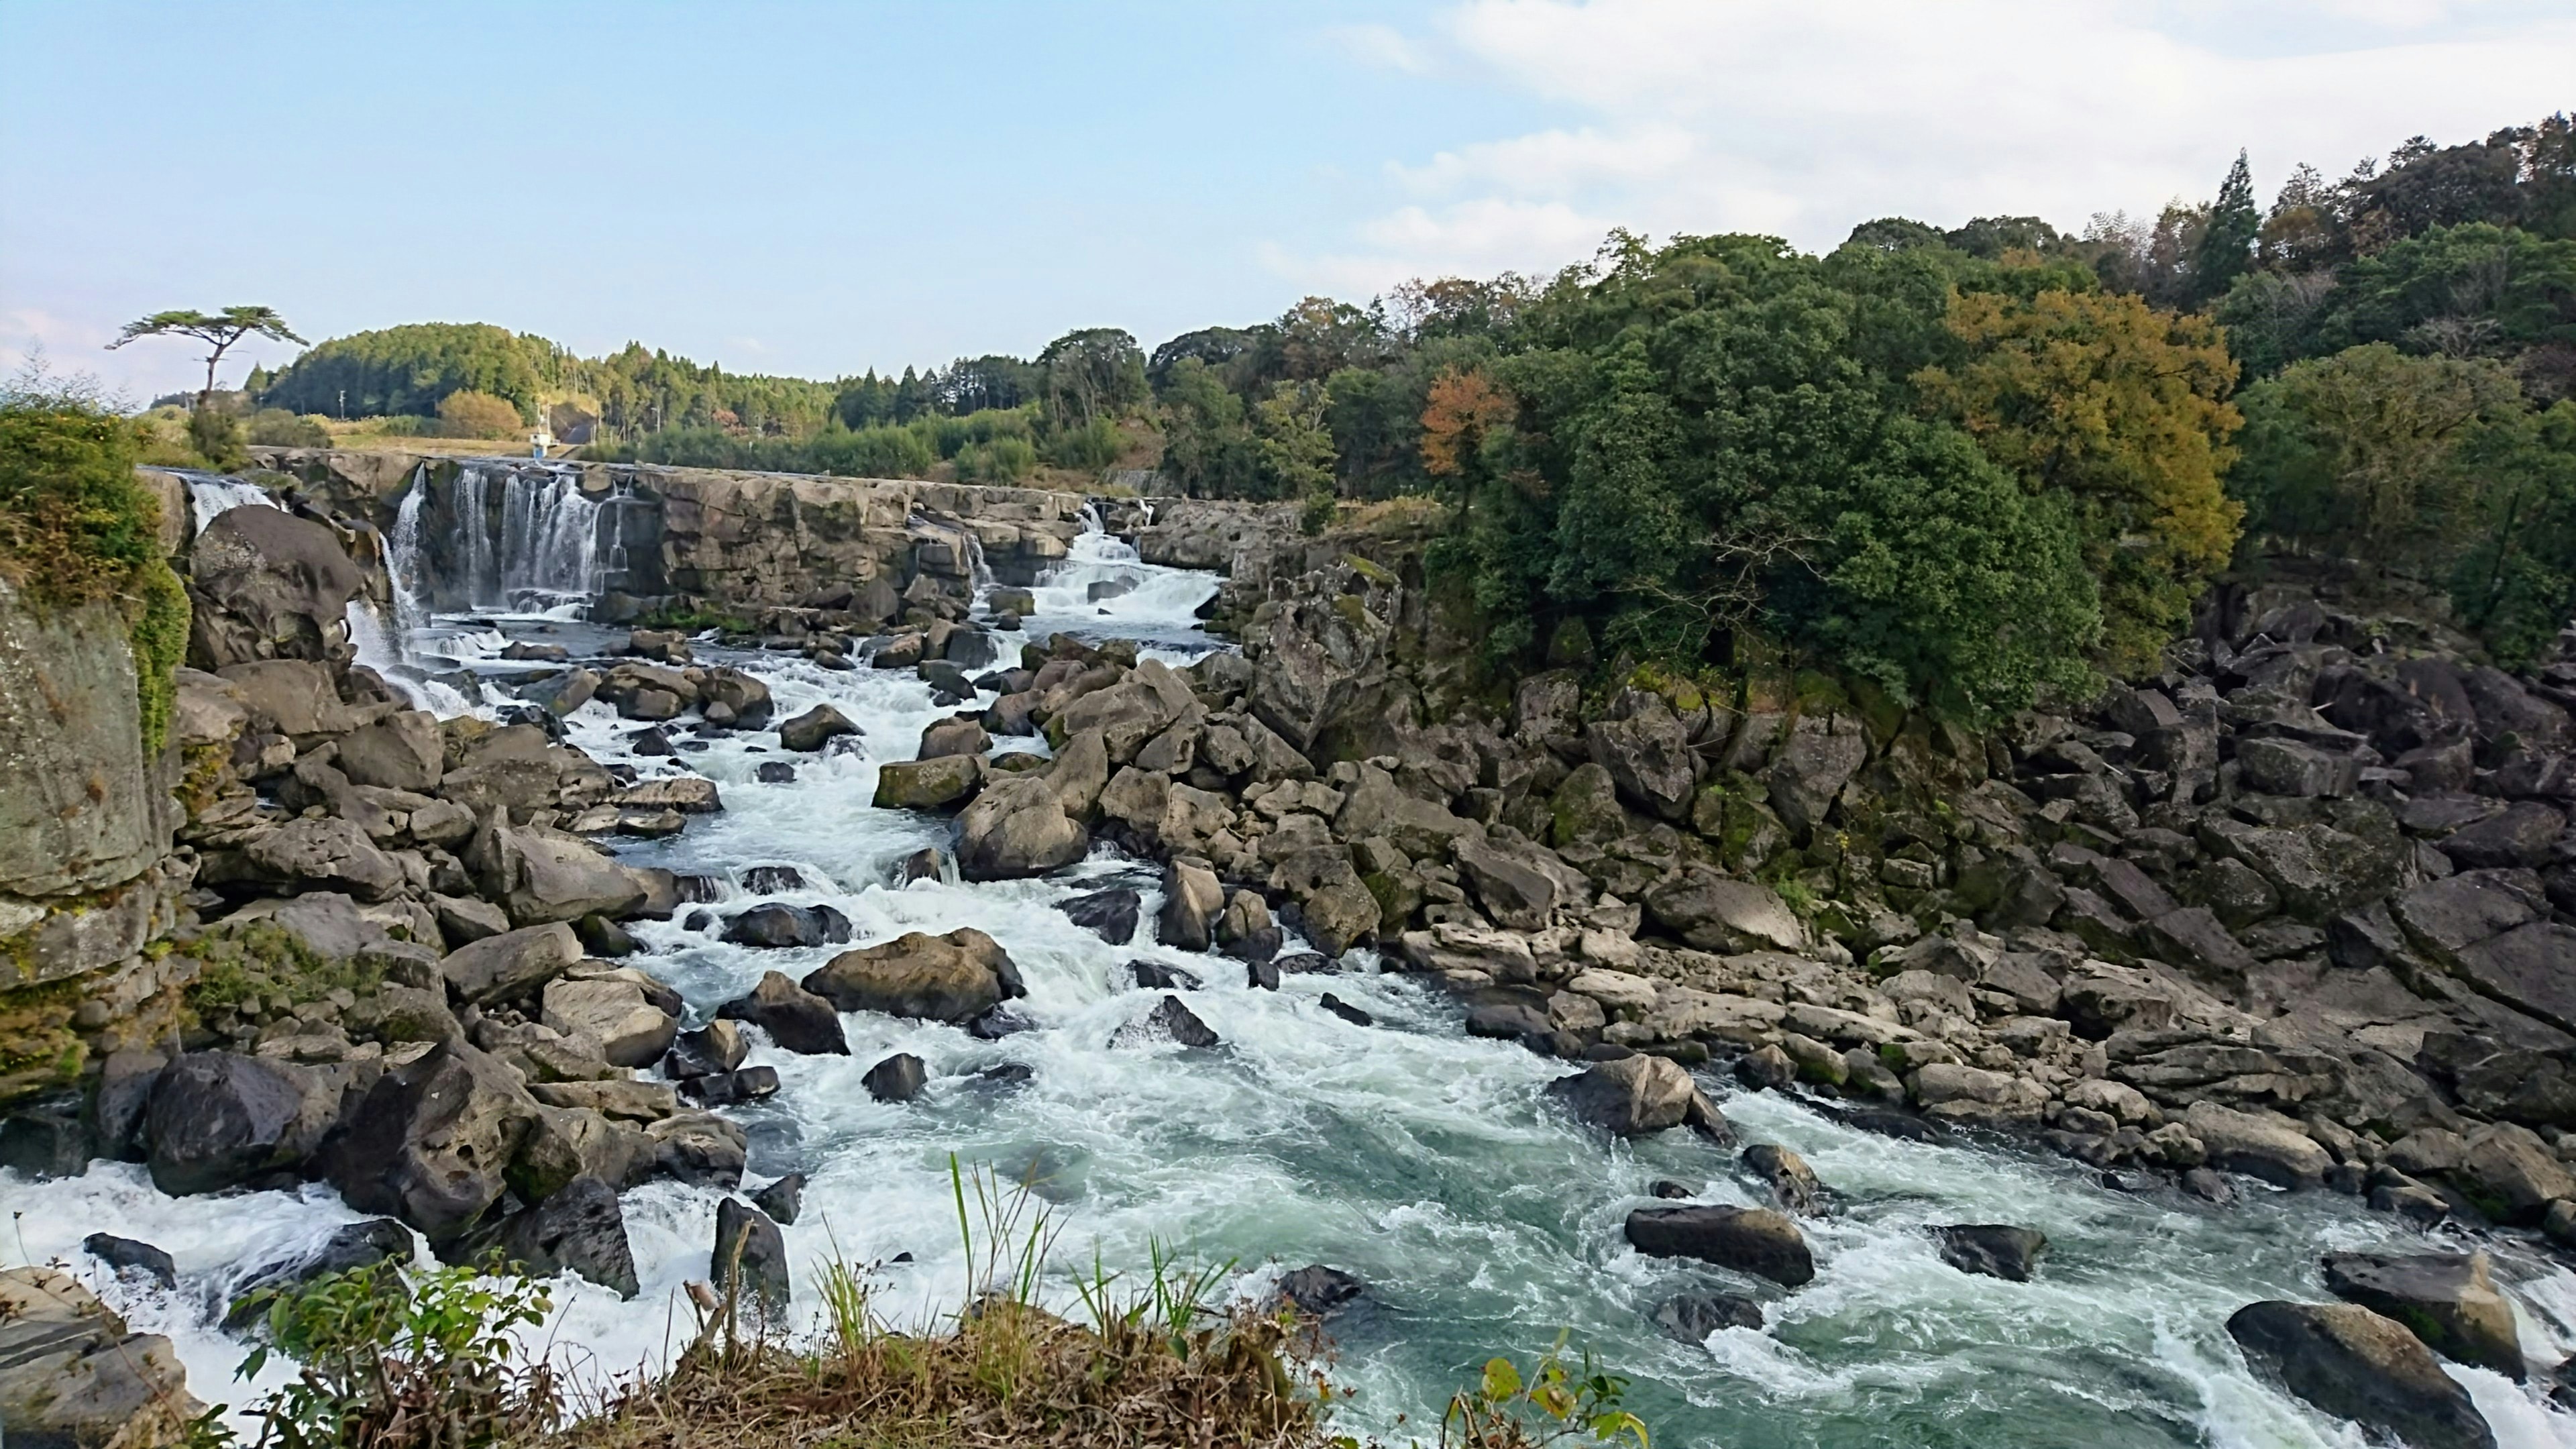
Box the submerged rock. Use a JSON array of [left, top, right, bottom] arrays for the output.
[[1059, 886, 1142, 944], [751, 1173, 807, 1226], [1118, 994, 1218, 1049], [1274, 1265, 1364, 1316], [1934, 1224, 2048, 1282], [1743, 1144, 1824, 1216], [1548, 1055, 1724, 1138], [1653, 1292, 1763, 1342], [864, 1053, 928, 1103]]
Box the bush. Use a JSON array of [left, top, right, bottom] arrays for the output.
[[189, 404, 248, 470], [951, 433, 1038, 483], [0, 392, 191, 750], [246, 409, 331, 448], [436, 390, 527, 439], [233, 1257, 559, 1449], [1044, 415, 1124, 470]]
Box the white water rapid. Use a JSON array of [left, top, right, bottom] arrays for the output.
[[12, 512, 2576, 1448]]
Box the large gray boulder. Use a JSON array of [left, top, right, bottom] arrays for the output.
[[1585, 691, 1698, 820], [315, 1041, 541, 1245], [243, 816, 405, 901], [0, 1267, 204, 1449], [1453, 835, 1585, 930], [448, 1174, 639, 1299], [142, 1051, 345, 1195], [712, 1198, 791, 1320], [541, 973, 680, 1069], [1765, 714, 1867, 837], [466, 814, 649, 926], [956, 773, 1089, 881], [2184, 1102, 2330, 1189], [335, 708, 445, 791], [777, 704, 860, 752], [1547, 1055, 1722, 1138], [716, 970, 849, 1055], [802, 928, 1022, 1023], [185, 503, 364, 669], [2226, 1301, 2495, 1449], [439, 922, 582, 1007], [1644, 871, 1805, 953]]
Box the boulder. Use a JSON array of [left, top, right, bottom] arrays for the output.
[[680, 1067, 782, 1107], [315, 1042, 539, 1244], [1585, 692, 1699, 820], [918, 716, 991, 760], [1654, 1292, 1763, 1342], [1644, 871, 1805, 953], [244, 815, 405, 900], [751, 1173, 806, 1226], [225, 1219, 415, 1324], [665, 1022, 750, 1081], [541, 975, 678, 1069], [1624, 1205, 1815, 1287], [450, 1175, 639, 1299], [721, 902, 853, 950], [465, 816, 649, 926], [864, 1053, 928, 1103], [1131, 961, 1202, 991], [1935, 1225, 2047, 1281], [1274, 1265, 1364, 1317], [778, 704, 861, 752], [0, 1267, 203, 1449], [335, 710, 445, 792], [2322, 1251, 2522, 1381], [81, 1234, 176, 1289], [1332, 764, 1483, 859], [1547, 1055, 1719, 1138], [711, 1198, 791, 1320], [439, 922, 582, 1007], [873, 754, 985, 810], [2440, 802, 2565, 869], [647, 1112, 749, 1188], [1216, 888, 1281, 963], [1060, 886, 1142, 944], [2226, 1301, 2495, 1449], [2453, 1122, 2576, 1222], [717, 971, 851, 1055], [1743, 1143, 1823, 1216], [957, 773, 1089, 881], [1766, 714, 1867, 837], [2454, 924, 2576, 1036], [802, 928, 1024, 1023], [1157, 859, 1226, 951], [142, 1052, 341, 1195], [2235, 738, 2359, 798], [2184, 1101, 2331, 1190], [1120, 994, 1219, 1049], [1452, 835, 1583, 931], [185, 504, 365, 668]]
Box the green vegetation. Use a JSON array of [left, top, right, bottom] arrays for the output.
[[0, 363, 191, 750], [226, 1257, 558, 1449], [107, 305, 306, 407], [433, 389, 525, 440], [183, 921, 379, 1017]]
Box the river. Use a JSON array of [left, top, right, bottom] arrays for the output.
[[10, 475, 2576, 1448]]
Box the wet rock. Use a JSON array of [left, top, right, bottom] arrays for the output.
[[225, 1218, 415, 1324], [1216, 888, 1281, 963], [721, 902, 853, 949], [957, 773, 1089, 880], [1734, 1044, 1796, 1091], [717, 970, 851, 1055], [2226, 1301, 2496, 1449], [751, 1173, 806, 1226], [1120, 994, 1218, 1049], [1653, 1293, 1763, 1342], [873, 754, 986, 810], [918, 714, 991, 761], [1275, 1265, 1365, 1316], [1624, 1205, 1815, 1287], [1649, 1179, 1696, 1199], [778, 704, 861, 752], [1318, 993, 1373, 1026], [864, 1053, 928, 1103], [315, 1042, 539, 1244], [1548, 1055, 1720, 1138], [2322, 1250, 2523, 1381], [1743, 1144, 1823, 1216], [1059, 886, 1142, 944], [2184, 1101, 2330, 1190], [754, 760, 796, 784], [894, 847, 947, 884], [451, 1175, 638, 1299], [804, 928, 1023, 1023], [1935, 1225, 2048, 1281], [664, 1021, 749, 1080], [1130, 960, 1201, 990], [647, 1112, 749, 1188], [142, 1052, 341, 1195], [80, 1234, 175, 1289], [1157, 859, 1225, 951], [712, 1198, 791, 1319], [679, 1067, 782, 1107]]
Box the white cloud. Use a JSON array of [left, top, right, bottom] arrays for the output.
[[1324, 22, 1432, 74], [1277, 0, 2576, 293]]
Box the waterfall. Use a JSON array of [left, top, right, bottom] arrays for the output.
[[497, 468, 603, 614], [388, 467, 431, 637], [181, 472, 279, 533], [962, 529, 994, 592], [455, 465, 500, 608]]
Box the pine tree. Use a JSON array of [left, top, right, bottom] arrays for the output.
[[2194, 150, 2261, 307]]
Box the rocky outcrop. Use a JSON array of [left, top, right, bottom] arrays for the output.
[[184, 504, 365, 670], [804, 929, 1023, 1023], [0, 1267, 203, 1448]]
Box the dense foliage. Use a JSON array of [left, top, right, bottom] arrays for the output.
[[0, 368, 191, 750]]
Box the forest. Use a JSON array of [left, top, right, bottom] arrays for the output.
[[237, 113, 2576, 720]]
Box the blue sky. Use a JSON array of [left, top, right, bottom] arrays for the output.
[[4, 0, 2571, 402]]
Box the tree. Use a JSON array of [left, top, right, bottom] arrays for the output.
[[1916, 287, 2245, 674], [1418, 368, 1516, 483], [108, 306, 305, 408], [1037, 329, 1148, 430], [1252, 382, 1336, 513], [437, 390, 527, 439], [2195, 152, 2261, 306]]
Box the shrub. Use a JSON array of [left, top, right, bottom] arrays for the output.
[[246, 409, 331, 448], [436, 390, 527, 439], [0, 392, 191, 750], [232, 1257, 559, 1449], [1043, 415, 1124, 470], [951, 433, 1038, 483], [189, 404, 249, 470]]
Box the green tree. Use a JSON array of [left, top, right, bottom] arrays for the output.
[[2450, 398, 2576, 665], [107, 305, 305, 408], [437, 389, 529, 439], [1038, 328, 1148, 430], [1157, 357, 1258, 497], [1253, 381, 1336, 522], [2195, 151, 2261, 305]]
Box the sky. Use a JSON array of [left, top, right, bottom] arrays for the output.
[[3, 0, 2571, 403]]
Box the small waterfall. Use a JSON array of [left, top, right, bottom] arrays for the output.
[[388, 467, 431, 637], [182, 472, 279, 533], [455, 465, 500, 608], [963, 529, 994, 593], [496, 467, 602, 614]]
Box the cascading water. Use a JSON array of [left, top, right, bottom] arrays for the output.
[[496, 467, 604, 614], [387, 470, 430, 639], [15, 501, 2576, 1448], [178, 470, 279, 533], [453, 464, 500, 609], [1016, 507, 1218, 653]]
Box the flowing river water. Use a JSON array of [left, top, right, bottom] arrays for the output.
[[11, 478, 2576, 1446]]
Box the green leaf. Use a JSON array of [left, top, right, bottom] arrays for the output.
[[1481, 1355, 1521, 1401]]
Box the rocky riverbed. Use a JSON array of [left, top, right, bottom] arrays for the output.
[[7, 458, 2576, 1447]]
